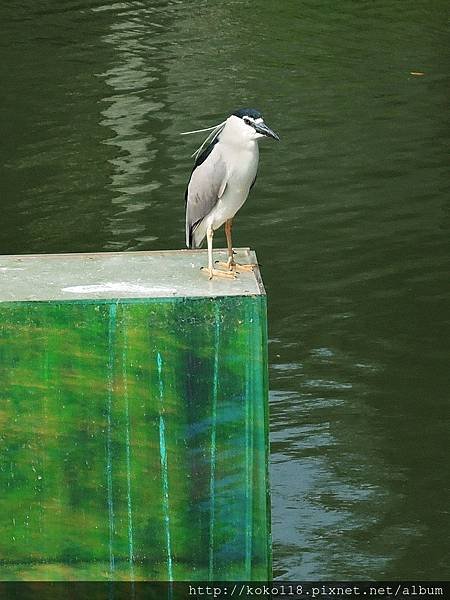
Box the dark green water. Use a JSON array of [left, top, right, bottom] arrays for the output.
[[1, 0, 449, 580]]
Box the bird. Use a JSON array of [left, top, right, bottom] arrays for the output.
[[183, 108, 279, 279]]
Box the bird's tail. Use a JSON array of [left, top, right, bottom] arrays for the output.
[[186, 219, 206, 249]]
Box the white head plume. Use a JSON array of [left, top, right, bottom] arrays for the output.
[[181, 120, 227, 160]]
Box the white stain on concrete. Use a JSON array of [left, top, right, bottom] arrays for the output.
[[62, 282, 177, 294]]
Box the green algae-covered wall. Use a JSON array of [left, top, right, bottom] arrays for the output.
[[0, 295, 270, 581]]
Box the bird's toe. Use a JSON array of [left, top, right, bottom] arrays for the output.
[[215, 260, 256, 273], [201, 267, 237, 280]]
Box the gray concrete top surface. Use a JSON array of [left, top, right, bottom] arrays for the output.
[[0, 248, 265, 302]]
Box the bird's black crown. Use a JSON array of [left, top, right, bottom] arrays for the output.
[[233, 108, 262, 120]]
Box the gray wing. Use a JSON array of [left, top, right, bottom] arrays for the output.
[[185, 142, 227, 248]]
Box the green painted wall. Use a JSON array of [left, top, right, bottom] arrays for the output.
[[0, 296, 270, 581]]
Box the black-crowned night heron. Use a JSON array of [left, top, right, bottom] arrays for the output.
[[183, 108, 279, 279]]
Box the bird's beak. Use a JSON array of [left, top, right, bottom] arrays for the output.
[[255, 120, 280, 140]]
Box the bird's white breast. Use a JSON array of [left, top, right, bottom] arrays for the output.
[[208, 141, 259, 230]]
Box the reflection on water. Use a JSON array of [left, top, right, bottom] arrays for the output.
[[95, 4, 170, 250], [1, 0, 449, 580]]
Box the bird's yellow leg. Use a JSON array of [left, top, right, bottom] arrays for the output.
[[215, 219, 256, 273], [201, 225, 236, 279], [225, 219, 234, 267]]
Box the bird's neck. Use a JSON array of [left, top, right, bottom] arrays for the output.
[[220, 122, 259, 153], [221, 135, 259, 157]]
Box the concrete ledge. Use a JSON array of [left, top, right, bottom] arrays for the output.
[[0, 248, 265, 302], [0, 249, 270, 581]]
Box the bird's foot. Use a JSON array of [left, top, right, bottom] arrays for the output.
[[201, 267, 237, 280], [215, 260, 257, 273], [234, 262, 257, 273]]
